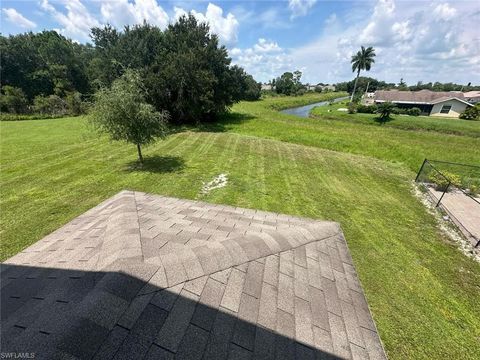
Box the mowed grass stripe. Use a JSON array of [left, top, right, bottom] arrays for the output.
[[227, 101, 480, 172]]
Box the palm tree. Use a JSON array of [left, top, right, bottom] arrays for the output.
[[350, 46, 376, 102]]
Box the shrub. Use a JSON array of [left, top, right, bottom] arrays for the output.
[[347, 102, 357, 114], [429, 171, 461, 191], [0, 86, 28, 113], [90, 70, 169, 163], [407, 107, 421, 116], [33, 95, 67, 115], [356, 104, 377, 113], [376, 102, 395, 121], [296, 88, 306, 96], [65, 91, 86, 115], [459, 104, 480, 120]]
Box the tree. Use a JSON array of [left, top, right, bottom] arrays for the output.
[[350, 46, 376, 102], [275, 71, 304, 95], [376, 102, 395, 122], [0, 86, 28, 113], [229, 65, 261, 101], [89, 70, 169, 163], [142, 16, 238, 123]]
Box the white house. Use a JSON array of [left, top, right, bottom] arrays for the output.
[[374, 90, 473, 118]]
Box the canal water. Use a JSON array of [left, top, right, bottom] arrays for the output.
[[280, 96, 348, 118]]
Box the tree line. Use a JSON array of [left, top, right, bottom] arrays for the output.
[[0, 15, 261, 123], [335, 77, 480, 96]]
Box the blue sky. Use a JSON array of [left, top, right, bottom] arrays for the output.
[[2, 1, 479, 85]]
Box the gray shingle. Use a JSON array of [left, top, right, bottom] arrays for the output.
[[309, 286, 329, 331], [320, 277, 342, 317], [253, 326, 276, 360], [361, 327, 387, 360], [294, 296, 314, 347], [221, 268, 246, 312], [232, 293, 260, 350], [93, 325, 129, 360], [155, 289, 199, 352], [175, 324, 209, 360], [203, 308, 237, 359], [340, 300, 364, 348], [191, 278, 226, 331], [151, 283, 184, 311], [257, 282, 277, 329], [229, 343, 253, 360], [328, 312, 352, 359], [277, 273, 294, 315], [183, 276, 208, 296], [263, 255, 279, 287], [243, 261, 265, 298]]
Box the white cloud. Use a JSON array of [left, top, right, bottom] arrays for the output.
[[2, 8, 37, 29], [100, 0, 168, 29], [174, 3, 239, 46], [40, 0, 100, 41], [288, 0, 317, 18], [433, 3, 457, 21], [230, 38, 292, 82], [287, 0, 480, 85], [254, 38, 282, 53]]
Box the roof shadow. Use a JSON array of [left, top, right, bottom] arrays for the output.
[[1, 263, 345, 360], [124, 155, 185, 174]]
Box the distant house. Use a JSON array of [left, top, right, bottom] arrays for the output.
[[463, 91, 480, 104], [261, 83, 274, 91], [318, 84, 336, 92], [374, 90, 473, 118]]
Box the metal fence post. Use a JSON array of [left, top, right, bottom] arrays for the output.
[[415, 158, 427, 182], [436, 181, 451, 207]]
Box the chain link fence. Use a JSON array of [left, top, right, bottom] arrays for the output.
[[415, 159, 480, 247]]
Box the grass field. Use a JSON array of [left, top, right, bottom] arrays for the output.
[[310, 100, 480, 138], [1, 93, 480, 359]]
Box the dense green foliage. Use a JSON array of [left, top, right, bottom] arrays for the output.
[[406, 107, 421, 116], [356, 103, 377, 113], [1, 95, 479, 359], [0, 31, 91, 100], [460, 103, 480, 120], [0, 17, 259, 122], [89, 70, 169, 162], [377, 101, 395, 122], [274, 70, 304, 95], [0, 86, 28, 113]]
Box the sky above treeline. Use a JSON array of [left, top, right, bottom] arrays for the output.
[[1, 0, 479, 85]]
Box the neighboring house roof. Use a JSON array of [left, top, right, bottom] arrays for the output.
[[374, 90, 466, 104], [429, 96, 473, 106], [1, 190, 386, 359], [463, 91, 480, 97]]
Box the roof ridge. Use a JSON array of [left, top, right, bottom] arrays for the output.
[[96, 191, 143, 270], [138, 222, 342, 293]]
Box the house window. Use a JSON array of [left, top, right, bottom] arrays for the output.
[[440, 105, 452, 114]]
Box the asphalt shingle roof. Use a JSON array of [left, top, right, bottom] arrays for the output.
[[1, 190, 386, 359]]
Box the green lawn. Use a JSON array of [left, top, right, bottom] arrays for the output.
[[1, 94, 479, 359], [222, 97, 480, 172]]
